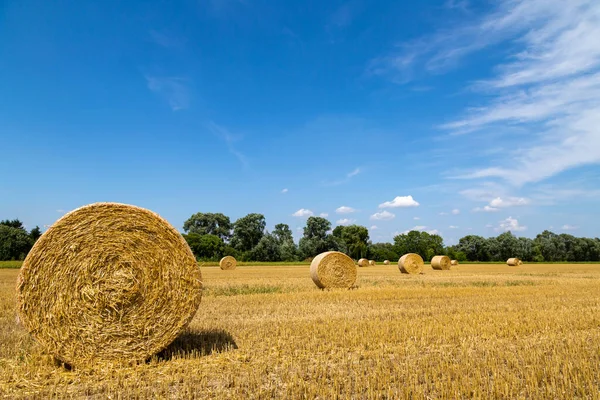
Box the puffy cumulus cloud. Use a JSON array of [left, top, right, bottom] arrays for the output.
[[497, 216, 526, 232], [473, 205, 500, 213], [561, 224, 578, 231], [489, 197, 529, 208], [336, 206, 357, 214], [370, 211, 396, 221], [319, 213, 329, 218], [370, 225, 378, 230], [281, 188, 288, 194], [379, 195, 419, 208], [336, 218, 355, 225], [292, 209, 313, 217], [451, 209, 460, 215], [449, 225, 459, 229]]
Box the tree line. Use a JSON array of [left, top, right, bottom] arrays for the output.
[[1, 213, 599, 262]]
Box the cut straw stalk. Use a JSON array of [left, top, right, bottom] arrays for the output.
[[398, 253, 424, 274], [310, 251, 357, 289], [16, 203, 202, 368], [219, 256, 237, 270], [431, 255, 451, 270]]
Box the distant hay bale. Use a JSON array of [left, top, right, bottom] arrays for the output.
[[451, 260, 459, 266], [431, 255, 452, 270], [310, 251, 357, 289], [398, 253, 424, 274], [507, 258, 522, 266], [384, 260, 390, 265], [358, 258, 369, 267], [219, 256, 237, 270], [369, 260, 376, 266], [16, 203, 202, 368]]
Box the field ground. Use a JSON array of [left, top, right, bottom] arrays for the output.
[[1, 263, 600, 398]]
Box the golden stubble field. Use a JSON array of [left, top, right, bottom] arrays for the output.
[[1, 263, 600, 399]]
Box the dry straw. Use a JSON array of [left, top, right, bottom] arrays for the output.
[[219, 256, 237, 270], [357, 258, 369, 267], [431, 255, 452, 270], [398, 253, 424, 274], [383, 260, 390, 265], [369, 260, 376, 266], [310, 251, 357, 289], [451, 260, 459, 266], [507, 258, 522, 266], [16, 203, 203, 368]]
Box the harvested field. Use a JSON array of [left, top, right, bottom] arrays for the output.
[[1, 263, 600, 398]]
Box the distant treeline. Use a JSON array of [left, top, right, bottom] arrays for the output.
[[1, 213, 599, 263]]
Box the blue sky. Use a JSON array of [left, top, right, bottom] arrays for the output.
[[1, 0, 599, 244]]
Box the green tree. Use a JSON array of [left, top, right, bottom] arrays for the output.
[[183, 233, 225, 260], [0, 225, 33, 261], [368, 242, 399, 262], [183, 213, 232, 241], [250, 234, 282, 261], [393, 231, 444, 261], [272, 223, 298, 261], [231, 213, 266, 252], [0, 219, 25, 230], [298, 217, 344, 259], [29, 226, 42, 243], [455, 235, 490, 261], [333, 225, 370, 260]]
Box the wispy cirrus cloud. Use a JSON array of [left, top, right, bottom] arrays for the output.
[[323, 167, 362, 186], [372, 0, 600, 186], [145, 75, 190, 111], [206, 121, 248, 168]]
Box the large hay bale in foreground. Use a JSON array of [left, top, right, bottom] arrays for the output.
[[16, 203, 202, 367], [431, 255, 451, 270], [310, 251, 357, 289], [507, 258, 522, 266], [451, 260, 459, 266], [398, 253, 424, 274], [219, 256, 237, 270], [369, 260, 376, 266], [357, 258, 369, 267], [383, 260, 390, 265]]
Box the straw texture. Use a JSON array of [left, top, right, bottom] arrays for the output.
[[310, 251, 357, 289], [451, 260, 459, 266], [383, 260, 390, 265], [507, 258, 522, 266], [369, 260, 376, 266], [357, 258, 369, 267], [431, 255, 452, 270], [16, 203, 202, 368], [219, 256, 237, 270], [398, 253, 424, 274]]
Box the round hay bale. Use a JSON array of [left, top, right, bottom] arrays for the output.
[[431, 255, 451, 270], [383, 260, 390, 265], [398, 253, 424, 274], [507, 257, 521, 266], [369, 260, 376, 266], [219, 256, 237, 270], [310, 251, 357, 289], [16, 203, 202, 368], [357, 258, 369, 267], [450, 260, 459, 266]]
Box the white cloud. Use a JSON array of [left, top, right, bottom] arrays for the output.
[[489, 197, 529, 208], [374, 0, 600, 186], [439, 212, 448, 216], [319, 213, 329, 218], [292, 209, 313, 217], [336, 218, 355, 226], [485, 224, 494, 228], [473, 205, 500, 213], [451, 209, 460, 215], [336, 206, 357, 214], [207, 121, 249, 168], [145, 75, 190, 111], [427, 229, 440, 235], [323, 167, 362, 186], [497, 216, 527, 232], [56, 209, 65, 213], [347, 168, 361, 178], [370, 225, 378, 230], [413, 216, 420, 220], [281, 188, 288, 194], [449, 225, 459, 229], [379, 195, 420, 208], [370, 210, 396, 221], [561, 224, 578, 231]]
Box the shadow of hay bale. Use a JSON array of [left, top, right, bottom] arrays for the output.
[[156, 329, 238, 361]]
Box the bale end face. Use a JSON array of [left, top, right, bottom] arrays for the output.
[[368, 260, 376, 266], [16, 202, 203, 368], [398, 253, 424, 274], [450, 260, 459, 266], [310, 251, 357, 289], [383, 260, 390, 265], [507, 258, 521, 266], [431, 255, 451, 270], [219, 256, 237, 270]]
